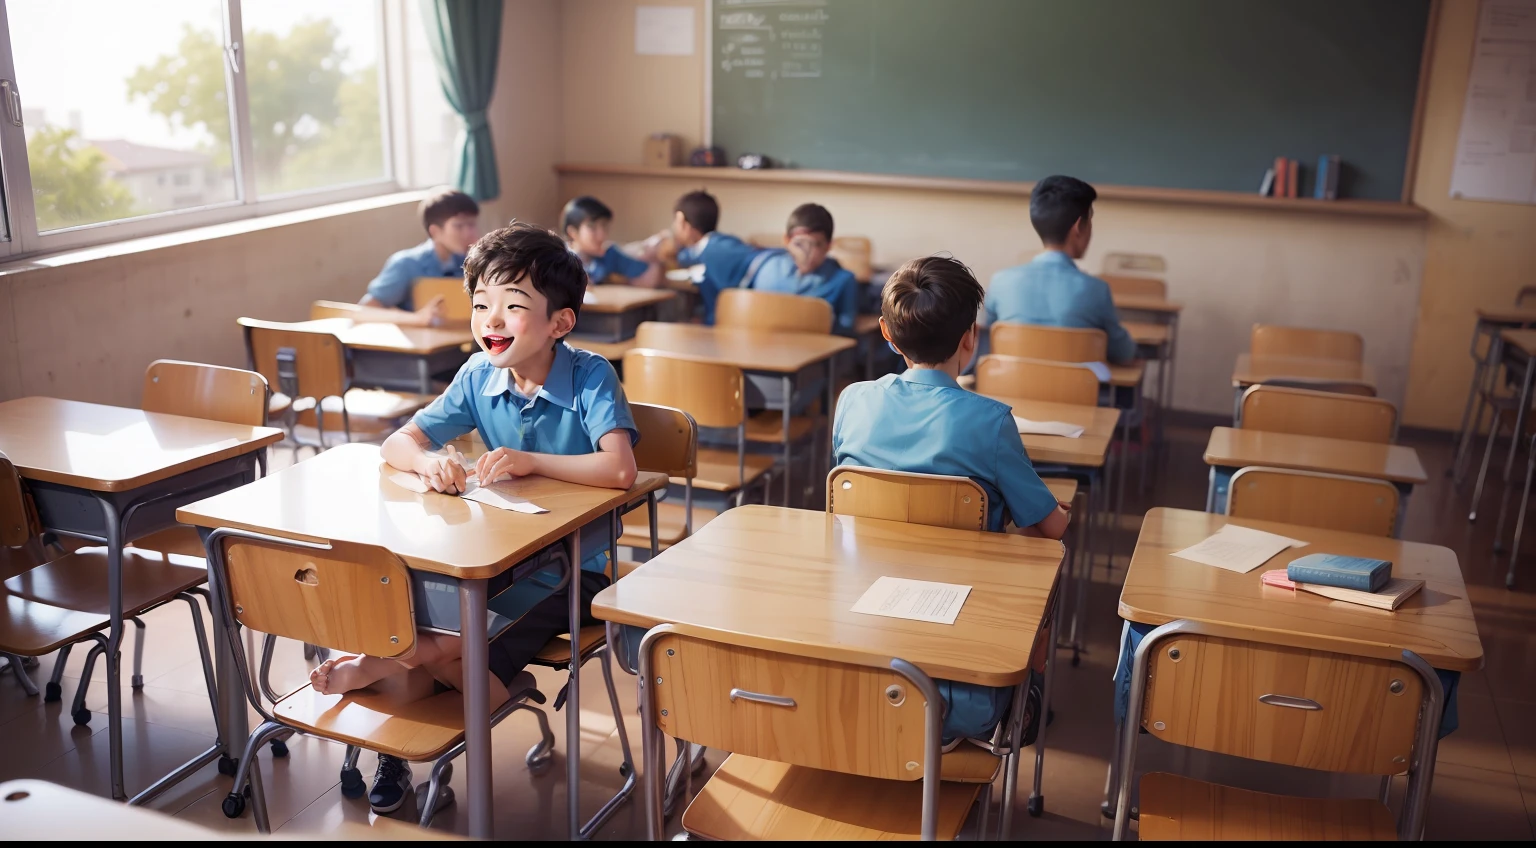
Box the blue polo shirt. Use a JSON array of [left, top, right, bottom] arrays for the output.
[[578, 244, 649, 284], [984, 251, 1138, 364], [675, 233, 764, 324], [366, 239, 465, 311], [751, 251, 859, 336], [411, 343, 639, 573]]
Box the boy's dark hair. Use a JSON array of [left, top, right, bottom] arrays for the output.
[[785, 203, 834, 240], [881, 255, 985, 365], [463, 223, 587, 335], [675, 190, 719, 234], [1029, 175, 1096, 245], [562, 195, 613, 236], [419, 187, 480, 233]]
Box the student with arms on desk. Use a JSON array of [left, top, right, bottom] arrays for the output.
[[360, 187, 480, 326], [563, 195, 661, 288], [834, 254, 1069, 744], [312, 223, 639, 814], [646, 190, 764, 325]]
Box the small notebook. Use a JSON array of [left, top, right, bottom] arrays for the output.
[[1287, 553, 1392, 592], [1013, 417, 1084, 438]]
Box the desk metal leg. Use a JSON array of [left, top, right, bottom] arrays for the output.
[[1504, 351, 1536, 483], [1453, 321, 1491, 470], [417, 357, 432, 395], [1027, 588, 1061, 817], [95, 498, 127, 801], [1456, 334, 1504, 486], [566, 531, 583, 840], [827, 357, 838, 474], [782, 375, 793, 507], [459, 578, 493, 839]]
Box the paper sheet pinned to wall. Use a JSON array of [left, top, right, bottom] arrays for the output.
[[636, 6, 695, 56], [1448, 0, 1536, 205]]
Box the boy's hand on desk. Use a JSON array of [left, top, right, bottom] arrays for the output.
[[476, 446, 536, 484], [413, 295, 446, 327], [416, 444, 468, 494]]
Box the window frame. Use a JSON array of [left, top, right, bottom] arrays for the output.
[[0, 0, 407, 261]]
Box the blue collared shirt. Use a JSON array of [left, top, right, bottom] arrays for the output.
[[412, 343, 640, 573], [833, 369, 1059, 532], [984, 251, 1138, 364], [577, 244, 649, 284], [675, 233, 764, 324], [366, 239, 465, 311], [751, 251, 859, 336]]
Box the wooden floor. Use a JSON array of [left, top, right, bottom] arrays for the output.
[[1, 416, 1533, 840]]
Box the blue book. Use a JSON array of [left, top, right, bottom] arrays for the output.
[[1314, 156, 1330, 200], [1287, 553, 1391, 592]]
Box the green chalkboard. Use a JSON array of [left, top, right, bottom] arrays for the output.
[[711, 0, 1430, 201]]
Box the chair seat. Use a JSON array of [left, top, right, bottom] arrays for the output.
[[941, 742, 1004, 783], [269, 393, 293, 417], [616, 560, 642, 579], [1138, 773, 1397, 841], [743, 411, 819, 445], [681, 753, 983, 841], [618, 500, 719, 549], [0, 596, 109, 656], [531, 625, 607, 666], [294, 389, 435, 429], [1042, 477, 1078, 505], [681, 449, 775, 493], [128, 526, 208, 560], [0, 541, 47, 583], [272, 669, 537, 762], [4, 548, 208, 616]]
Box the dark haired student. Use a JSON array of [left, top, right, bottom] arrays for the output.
[[647, 189, 765, 324], [562, 195, 661, 287], [361, 187, 482, 326], [752, 202, 859, 336]]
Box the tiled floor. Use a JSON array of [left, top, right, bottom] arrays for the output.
[[2, 417, 1534, 840]]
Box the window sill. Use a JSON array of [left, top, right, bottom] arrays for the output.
[[0, 189, 428, 278]]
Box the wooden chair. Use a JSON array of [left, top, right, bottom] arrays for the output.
[[637, 622, 1000, 841], [975, 355, 1100, 406], [238, 318, 433, 451], [990, 322, 1108, 364], [1101, 275, 1167, 300], [1112, 625, 1440, 840], [618, 403, 713, 559], [716, 288, 834, 335], [1239, 385, 1397, 443], [1225, 467, 1399, 538], [1100, 252, 1167, 278], [1250, 325, 1364, 362], [411, 277, 473, 322], [204, 529, 551, 832], [1257, 378, 1376, 398], [830, 235, 874, 283], [826, 466, 988, 531], [622, 349, 774, 507]]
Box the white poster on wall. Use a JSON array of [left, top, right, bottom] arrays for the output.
[[636, 6, 696, 56], [1448, 0, 1536, 205]]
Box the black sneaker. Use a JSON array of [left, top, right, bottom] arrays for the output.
[[369, 754, 413, 814]]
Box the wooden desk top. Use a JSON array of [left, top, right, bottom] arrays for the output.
[[1108, 359, 1146, 388], [854, 313, 881, 336], [1113, 295, 1184, 314], [0, 398, 284, 493], [1120, 508, 1483, 671], [593, 505, 1064, 687], [634, 322, 856, 373], [1204, 427, 1427, 486], [1231, 353, 1377, 389], [1124, 321, 1171, 347], [566, 335, 637, 362], [295, 318, 474, 355], [176, 443, 667, 579], [1476, 306, 1536, 326], [982, 394, 1120, 469], [583, 284, 677, 314], [1498, 328, 1536, 357]]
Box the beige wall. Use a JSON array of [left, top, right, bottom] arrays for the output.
[[1404, 0, 1536, 430]]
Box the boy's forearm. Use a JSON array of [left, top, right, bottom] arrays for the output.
[[527, 450, 637, 490], [382, 425, 431, 473]]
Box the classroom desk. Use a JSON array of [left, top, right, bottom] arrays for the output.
[[574, 285, 678, 343], [593, 504, 1064, 836], [0, 397, 282, 803], [175, 443, 667, 840], [1476, 329, 1536, 486], [1202, 426, 1427, 532], [290, 318, 474, 394], [1452, 311, 1536, 482], [1123, 320, 1169, 348], [1115, 297, 1182, 427], [1230, 353, 1378, 421]]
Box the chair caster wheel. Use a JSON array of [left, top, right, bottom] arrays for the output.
[[218, 754, 239, 777], [222, 792, 246, 819], [526, 740, 555, 771], [72, 708, 91, 726], [270, 738, 289, 758], [1027, 795, 1043, 817], [44, 682, 61, 702], [339, 766, 365, 798], [619, 762, 633, 779], [131, 674, 144, 690]]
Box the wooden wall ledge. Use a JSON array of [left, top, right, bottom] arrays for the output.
[[555, 163, 1428, 221]]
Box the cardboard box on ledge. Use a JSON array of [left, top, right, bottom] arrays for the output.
[[643, 134, 682, 167]]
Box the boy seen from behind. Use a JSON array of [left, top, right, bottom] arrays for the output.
[[752, 203, 859, 335], [647, 190, 764, 324], [563, 195, 661, 288], [362, 187, 481, 326], [982, 175, 1137, 364]]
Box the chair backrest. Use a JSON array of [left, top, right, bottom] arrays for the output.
[[1100, 252, 1167, 277], [829, 235, 873, 283], [622, 349, 745, 431], [1101, 274, 1167, 300], [1240, 385, 1396, 443], [1250, 324, 1364, 362], [630, 402, 698, 479], [142, 360, 270, 427], [215, 533, 415, 658], [716, 288, 833, 335], [0, 452, 32, 548], [412, 277, 473, 321], [826, 466, 987, 531], [974, 355, 1100, 405], [1257, 378, 1376, 398], [1225, 467, 1400, 537], [238, 317, 349, 400], [1141, 632, 1422, 775], [1517, 286, 1536, 307], [990, 322, 1107, 363]]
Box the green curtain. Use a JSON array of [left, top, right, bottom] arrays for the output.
[[420, 0, 503, 201]]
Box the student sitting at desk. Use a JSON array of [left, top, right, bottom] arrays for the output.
[[563, 195, 661, 288], [982, 175, 1137, 365], [751, 203, 859, 336], [646, 190, 764, 324], [360, 187, 481, 326], [312, 223, 639, 814], [834, 254, 1069, 743]]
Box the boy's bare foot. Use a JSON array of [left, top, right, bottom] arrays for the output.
[[310, 655, 368, 695]]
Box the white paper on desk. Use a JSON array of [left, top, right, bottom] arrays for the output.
[[850, 576, 972, 625], [1171, 525, 1307, 573], [460, 482, 549, 514], [1076, 361, 1113, 383], [1013, 417, 1084, 438]]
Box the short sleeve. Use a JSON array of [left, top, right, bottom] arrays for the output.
[[674, 242, 702, 267], [577, 359, 639, 448], [831, 269, 859, 336], [992, 415, 1058, 529], [366, 253, 415, 309], [604, 244, 650, 280], [411, 361, 480, 448], [982, 284, 999, 326]]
